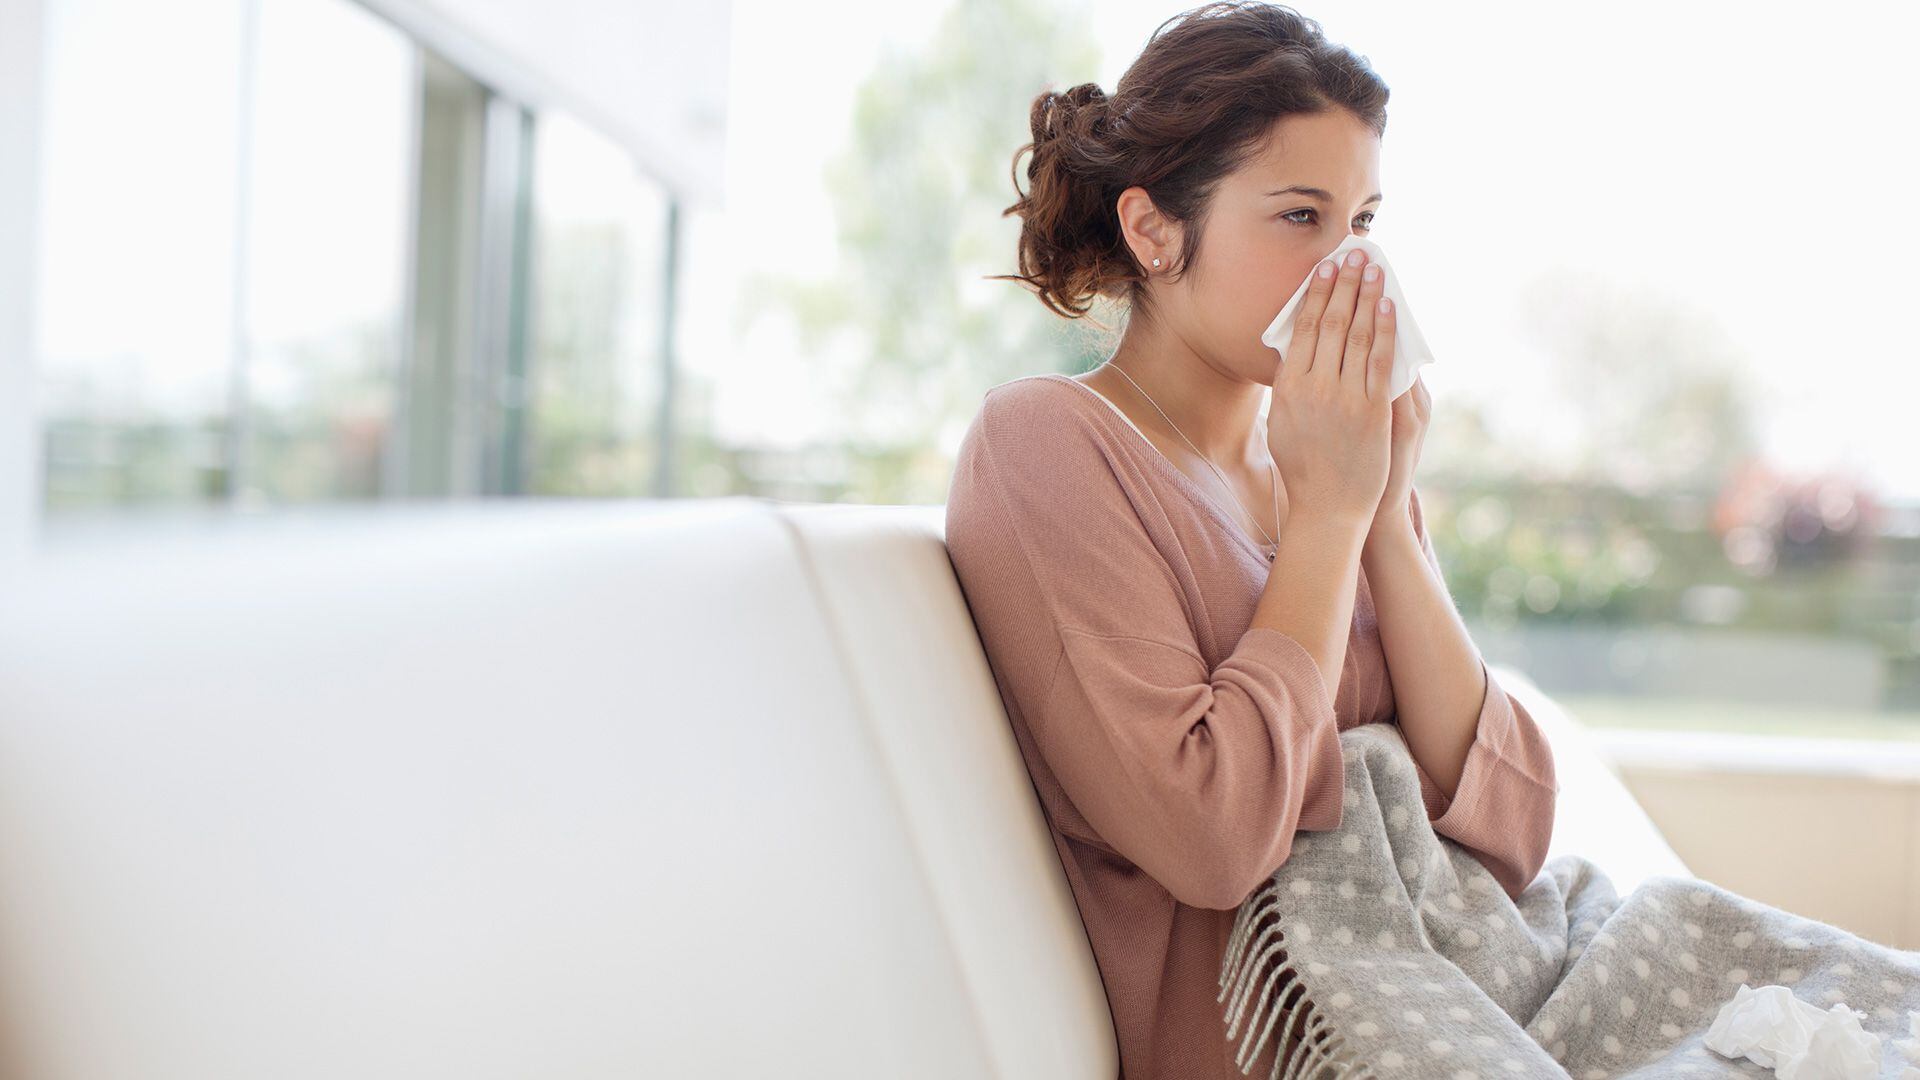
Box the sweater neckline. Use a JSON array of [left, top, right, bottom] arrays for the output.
[[1035, 373, 1281, 563]]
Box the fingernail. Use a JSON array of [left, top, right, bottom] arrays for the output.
[[1318, 260, 1335, 278], [1346, 250, 1365, 267], [1363, 264, 1380, 282]]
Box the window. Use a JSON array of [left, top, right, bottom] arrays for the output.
[[34, 0, 685, 512], [527, 111, 672, 497], [240, 0, 413, 504], [36, 0, 247, 511]]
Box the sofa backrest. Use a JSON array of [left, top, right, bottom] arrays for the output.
[[0, 497, 1117, 1080], [773, 501, 1119, 1077]]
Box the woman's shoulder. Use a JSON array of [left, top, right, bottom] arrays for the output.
[[947, 374, 1123, 525], [970, 373, 1116, 460], [982, 371, 1090, 415]]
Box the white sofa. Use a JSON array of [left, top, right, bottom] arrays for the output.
[[0, 495, 1691, 1080]]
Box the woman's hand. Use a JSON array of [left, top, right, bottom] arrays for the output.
[[1265, 247, 1396, 529], [1368, 372, 1432, 551]]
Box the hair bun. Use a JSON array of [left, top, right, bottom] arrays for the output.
[[1040, 82, 1110, 146]]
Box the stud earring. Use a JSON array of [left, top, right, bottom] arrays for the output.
[[1151, 257, 1162, 268]]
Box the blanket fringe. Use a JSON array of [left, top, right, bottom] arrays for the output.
[[1220, 880, 1375, 1080]]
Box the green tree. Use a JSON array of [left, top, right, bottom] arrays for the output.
[[742, 0, 1111, 496]]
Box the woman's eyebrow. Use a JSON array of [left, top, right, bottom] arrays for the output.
[[1265, 185, 1384, 205]]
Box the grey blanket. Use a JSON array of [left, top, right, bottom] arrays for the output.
[[1218, 723, 1920, 1079]]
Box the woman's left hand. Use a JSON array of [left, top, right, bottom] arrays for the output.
[[1367, 372, 1431, 549]]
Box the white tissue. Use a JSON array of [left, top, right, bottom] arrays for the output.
[[1258, 234, 1434, 402], [1703, 983, 1892, 1080]]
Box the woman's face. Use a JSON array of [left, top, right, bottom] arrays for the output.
[[1152, 109, 1383, 384]]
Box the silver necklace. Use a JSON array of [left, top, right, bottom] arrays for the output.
[[1107, 362, 1281, 562]]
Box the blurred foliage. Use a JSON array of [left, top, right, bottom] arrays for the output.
[[737, 0, 1112, 501], [245, 321, 396, 502], [43, 320, 397, 510], [42, 409, 229, 510], [1416, 479, 1920, 705], [529, 218, 663, 497], [1516, 267, 1762, 492], [1552, 693, 1920, 742]]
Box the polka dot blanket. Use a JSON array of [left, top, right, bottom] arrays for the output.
[[1218, 723, 1920, 1079]]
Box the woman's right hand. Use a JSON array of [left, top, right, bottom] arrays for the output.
[[1266, 248, 1396, 529]]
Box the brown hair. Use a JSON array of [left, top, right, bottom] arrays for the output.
[[989, 2, 1390, 328]]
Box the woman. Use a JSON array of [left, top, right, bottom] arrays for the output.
[[943, 3, 1560, 1077]]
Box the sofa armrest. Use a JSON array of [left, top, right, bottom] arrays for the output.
[[1490, 663, 1694, 896]]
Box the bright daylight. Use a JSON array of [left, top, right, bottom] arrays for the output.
[[3, 1, 1919, 1077]]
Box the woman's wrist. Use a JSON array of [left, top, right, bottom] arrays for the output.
[[1360, 511, 1420, 569]]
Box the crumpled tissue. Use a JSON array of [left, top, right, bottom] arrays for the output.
[[1258, 233, 1434, 402], [1703, 982, 1920, 1079]]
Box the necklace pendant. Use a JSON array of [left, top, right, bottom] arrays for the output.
[[1265, 546, 1277, 562]]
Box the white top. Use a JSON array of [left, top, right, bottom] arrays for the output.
[[1068, 377, 1152, 441]]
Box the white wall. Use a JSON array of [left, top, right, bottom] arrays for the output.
[[0, 0, 45, 569]]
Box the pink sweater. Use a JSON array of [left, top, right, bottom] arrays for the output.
[[943, 373, 1559, 1080]]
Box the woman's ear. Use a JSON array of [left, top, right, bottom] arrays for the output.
[[1115, 185, 1180, 272]]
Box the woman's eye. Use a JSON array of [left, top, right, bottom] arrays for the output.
[[1282, 209, 1376, 229]]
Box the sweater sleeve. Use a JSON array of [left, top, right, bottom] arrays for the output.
[[1399, 485, 1561, 901], [943, 382, 1347, 912]]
